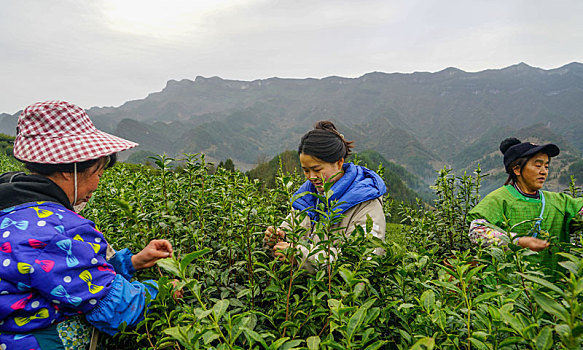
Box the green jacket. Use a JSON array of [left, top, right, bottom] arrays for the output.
[[468, 185, 583, 271]]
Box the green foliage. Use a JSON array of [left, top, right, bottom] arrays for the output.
[[400, 166, 485, 257], [0, 133, 14, 157], [0, 142, 21, 171], [83, 156, 583, 349], [5, 150, 583, 349], [246, 150, 302, 188], [218, 158, 236, 171]]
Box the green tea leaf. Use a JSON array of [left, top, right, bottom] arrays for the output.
[[474, 292, 500, 304], [531, 290, 570, 323], [420, 290, 435, 311], [180, 247, 212, 274], [410, 336, 435, 350], [534, 326, 553, 350], [366, 214, 373, 233], [202, 330, 220, 345], [268, 337, 290, 350], [558, 261, 579, 276], [498, 336, 524, 347], [306, 336, 320, 350], [363, 340, 388, 350], [213, 299, 230, 321], [243, 328, 268, 349], [156, 257, 181, 278], [499, 305, 523, 334], [469, 337, 490, 350], [518, 273, 564, 295], [347, 301, 371, 340], [163, 326, 191, 348], [281, 339, 303, 350], [398, 303, 416, 310], [353, 282, 365, 300]]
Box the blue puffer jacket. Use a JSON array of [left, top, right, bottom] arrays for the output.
[[292, 162, 387, 220], [0, 172, 157, 349]]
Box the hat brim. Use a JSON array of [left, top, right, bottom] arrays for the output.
[[13, 129, 138, 164], [521, 143, 560, 159]]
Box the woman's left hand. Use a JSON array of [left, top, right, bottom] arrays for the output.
[[132, 239, 173, 270], [273, 241, 296, 264], [517, 236, 549, 252], [170, 279, 184, 299]]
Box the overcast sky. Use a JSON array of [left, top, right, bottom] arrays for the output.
[[1, 0, 582, 114]]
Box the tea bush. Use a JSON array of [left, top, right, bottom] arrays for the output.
[[2, 152, 583, 349]]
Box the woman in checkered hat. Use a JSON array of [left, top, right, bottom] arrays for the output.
[[467, 137, 583, 272], [0, 101, 174, 349]]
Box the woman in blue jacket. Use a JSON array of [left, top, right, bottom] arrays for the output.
[[0, 101, 173, 349], [264, 121, 387, 271]]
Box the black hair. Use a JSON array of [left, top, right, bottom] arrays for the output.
[[503, 156, 530, 185], [24, 153, 117, 176], [298, 121, 354, 163]]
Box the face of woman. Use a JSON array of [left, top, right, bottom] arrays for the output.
[[513, 152, 549, 194], [299, 153, 344, 190], [74, 161, 106, 205]]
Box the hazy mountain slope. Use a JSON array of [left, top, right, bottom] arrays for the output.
[[83, 63, 583, 170], [456, 124, 581, 194], [114, 119, 174, 155], [2, 62, 582, 186]]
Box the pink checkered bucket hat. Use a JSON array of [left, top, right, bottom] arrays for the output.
[[13, 100, 138, 164]]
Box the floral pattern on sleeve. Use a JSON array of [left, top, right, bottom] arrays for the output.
[[469, 219, 516, 246]]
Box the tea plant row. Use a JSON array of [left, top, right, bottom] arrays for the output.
[[2, 153, 583, 349]]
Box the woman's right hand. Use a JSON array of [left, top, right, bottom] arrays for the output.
[[132, 239, 173, 270], [517, 236, 550, 252], [264, 226, 285, 248]]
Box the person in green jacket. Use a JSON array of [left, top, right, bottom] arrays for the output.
[[468, 138, 583, 261]]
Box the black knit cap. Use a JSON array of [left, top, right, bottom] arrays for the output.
[[500, 137, 560, 173]]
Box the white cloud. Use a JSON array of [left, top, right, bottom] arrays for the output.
[[1, 0, 582, 113]]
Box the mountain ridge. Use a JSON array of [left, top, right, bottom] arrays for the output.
[[1, 62, 582, 189]]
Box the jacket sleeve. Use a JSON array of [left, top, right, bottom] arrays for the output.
[[467, 190, 507, 227], [107, 248, 136, 281], [562, 194, 583, 225], [341, 198, 386, 256], [560, 194, 583, 243], [344, 198, 386, 242], [85, 275, 158, 335], [469, 218, 516, 246]]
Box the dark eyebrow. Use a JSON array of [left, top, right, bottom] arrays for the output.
[[302, 165, 322, 170]]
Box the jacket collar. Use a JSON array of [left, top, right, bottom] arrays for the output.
[[292, 162, 386, 220], [0, 172, 73, 211]]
